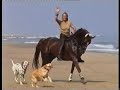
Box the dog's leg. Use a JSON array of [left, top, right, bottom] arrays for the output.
[[34, 81, 39, 88], [15, 74, 19, 83], [23, 79, 25, 82], [19, 75, 23, 85], [31, 77, 38, 88], [31, 82, 34, 87], [36, 85, 39, 88], [43, 78, 48, 82], [23, 75, 25, 82], [14, 71, 19, 82], [47, 76, 52, 82]]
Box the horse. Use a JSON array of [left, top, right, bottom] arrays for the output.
[[32, 28, 95, 83]]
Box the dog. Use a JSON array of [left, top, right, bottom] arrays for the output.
[[11, 59, 29, 85], [31, 63, 53, 87]]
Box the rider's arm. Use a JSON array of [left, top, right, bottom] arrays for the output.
[[55, 13, 61, 25], [70, 22, 77, 33]]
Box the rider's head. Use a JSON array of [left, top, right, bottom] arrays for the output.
[[62, 12, 68, 21]]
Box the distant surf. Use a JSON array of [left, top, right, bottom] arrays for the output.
[[2, 35, 118, 54], [24, 41, 38, 44], [87, 44, 118, 54]]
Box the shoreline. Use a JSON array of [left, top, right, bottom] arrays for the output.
[[2, 42, 118, 55]]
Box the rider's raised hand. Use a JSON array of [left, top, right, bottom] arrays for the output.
[[55, 7, 60, 16]]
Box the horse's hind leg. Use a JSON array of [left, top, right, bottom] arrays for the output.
[[68, 62, 75, 81], [41, 52, 54, 66], [41, 53, 49, 66]]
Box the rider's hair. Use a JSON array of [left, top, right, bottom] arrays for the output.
[[62, 12, 68, 21]]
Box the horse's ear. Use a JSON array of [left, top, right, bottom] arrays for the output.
[[77, 28, 82, 31], [91, 35, 96, 39], [85, 33, 89, 37]]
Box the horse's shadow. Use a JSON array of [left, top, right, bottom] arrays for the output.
[[53, 79, 107, 84]]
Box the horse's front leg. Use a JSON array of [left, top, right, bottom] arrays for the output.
[[69, 53, 84, 81], [68, 62, 75, 81], [77, 53, 84, 63], [72, 55, 86, 83]]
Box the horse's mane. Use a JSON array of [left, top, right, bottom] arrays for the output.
[[66, 28, 89, 41]]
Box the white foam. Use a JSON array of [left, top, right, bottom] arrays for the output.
[[26, 36, 38, 39], [7, 36, 17, 39], [91, 44, 114, 49], [2, 39, 7, 41], [24, 41, 38, 44], [87, 48, 118, 53], [18, 37, 25, 39]]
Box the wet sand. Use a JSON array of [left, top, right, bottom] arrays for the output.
[[2, 43, 118, 90]]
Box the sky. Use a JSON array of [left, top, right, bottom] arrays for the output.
[[2, 0, 118, 42]]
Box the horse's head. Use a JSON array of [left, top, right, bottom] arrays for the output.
[[74, 28, 96, 53]]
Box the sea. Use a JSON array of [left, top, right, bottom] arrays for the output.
[[2, 34, 118, 54]]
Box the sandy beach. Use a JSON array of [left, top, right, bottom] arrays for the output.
[[2, 43, 118, 90]]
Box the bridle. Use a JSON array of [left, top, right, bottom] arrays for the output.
[[70, 35, 91, 55]]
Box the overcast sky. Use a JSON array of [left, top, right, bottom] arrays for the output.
[[2, 0, 118, 42]]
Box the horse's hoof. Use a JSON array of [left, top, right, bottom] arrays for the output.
[[80, 76, 87, 84], [68, 79, 72, 82], [82, 80, 87, 84], [80, 76, 84, 80], [83, 81, 87, 84]]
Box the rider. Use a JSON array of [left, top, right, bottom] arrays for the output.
[[55, 7, 76, 60]]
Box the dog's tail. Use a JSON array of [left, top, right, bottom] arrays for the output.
[[10, 59, 14, 65]]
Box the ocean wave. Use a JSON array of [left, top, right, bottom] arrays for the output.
[[87, 48, 118, 53], [24, 41, 38, 44], [7, 36, 17, 39], [26, 36, 39, 39], [90, 44, 114, 49], [18, 37, 25, 39], [2, 39, 7, 41]]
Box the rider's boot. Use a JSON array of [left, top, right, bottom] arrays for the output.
[[78, 58, 84, 63]]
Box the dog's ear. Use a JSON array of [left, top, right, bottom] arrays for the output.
[[46, 63, 53, 68], [47, 63, 51, 66], [21, 61, 24, 66], [44, 64, 47, 67], [46, 64, 49, 67]]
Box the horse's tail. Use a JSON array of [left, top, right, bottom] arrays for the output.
[[32, 38, 45, 69]]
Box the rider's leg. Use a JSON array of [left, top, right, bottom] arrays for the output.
[[57, 34, 67, 60], [58, 38, 64, 60]]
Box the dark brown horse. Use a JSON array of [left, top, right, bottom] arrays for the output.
[[32, 28, 95, 83]]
